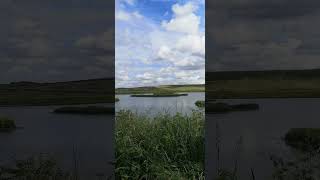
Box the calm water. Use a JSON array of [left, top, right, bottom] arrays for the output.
[[4, 95, 316, 179], [0, 93, 203, 179], [116, 92, 205, 115], [0, 105, 114, 179], [206, 98, 320, 180]]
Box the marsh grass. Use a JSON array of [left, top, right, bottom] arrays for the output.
[[0, 154, 73, 180], [115, 110, 205, 179]]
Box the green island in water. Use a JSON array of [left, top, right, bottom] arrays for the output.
[[0, 117, 16, 132]]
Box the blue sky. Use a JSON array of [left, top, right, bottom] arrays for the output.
[[116, 0, 205, 87]]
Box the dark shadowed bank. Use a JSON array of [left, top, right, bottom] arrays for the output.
[[207, 69, 320, 100], [0, 79, 115, 106]]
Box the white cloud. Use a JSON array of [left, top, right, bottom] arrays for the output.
[[176, 34, 205, 56], [116, 10, 143, 21], [116, 10, 131, 21], [116, 1, 205, 87], [161, 2, 200, 34], [117, 0, 135, 6]]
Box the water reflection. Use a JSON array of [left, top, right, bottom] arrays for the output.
[[116, 92, 205, 115], [206, 99, 320, 180]]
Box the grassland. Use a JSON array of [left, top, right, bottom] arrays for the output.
[[115, 110, 204, 179], [207, 69, 320, 100], [0, 78, 115, 106], [116, 84, 204, 94]]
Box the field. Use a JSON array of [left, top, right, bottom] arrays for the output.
[[0, 78, 115, 106], [206, 69, 320, 100]]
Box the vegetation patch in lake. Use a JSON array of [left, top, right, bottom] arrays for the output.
[[195, 100, 205, 108], [116, 110, 204, 179], [54, 106, 114, 114], [285, 128, 320, 152], [115, 97, 119, 102], [0, 117, 16, 132], [206, 102, 259, 114]]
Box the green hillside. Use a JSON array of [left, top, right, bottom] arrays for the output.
[[0, 78, 115, 106], [207, 69, 320, 99]]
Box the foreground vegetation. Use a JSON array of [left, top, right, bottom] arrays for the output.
[[0, 78, 115, 106], [54, 106, 114, 114], [116, 84, 204, 94], [0, 155, 73, 180], [0, 117, 16, 132], [115, 110, 205, 179], [207, 69, 320, 100]]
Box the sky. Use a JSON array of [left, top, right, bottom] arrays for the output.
[[0, 0, 114, 83], [206, 0, 320, 72], [115, 0, 205, 88]]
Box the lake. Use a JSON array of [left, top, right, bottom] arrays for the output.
[[205, 98, 320, 180], [0, 105, 114, 179], [116, 92, 205, 115], [0, 92, 204, 179]]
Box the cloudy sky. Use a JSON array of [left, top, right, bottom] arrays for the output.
[[207, 0, 320, 72], [0, 0, 114, 83], [115, 0, 205, 88]]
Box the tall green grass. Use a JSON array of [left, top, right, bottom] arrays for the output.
[[115, 110, 205, 179]]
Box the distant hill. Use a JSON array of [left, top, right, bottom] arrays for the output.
[[206, 69, 320, 80], [206, 69, 320, 99], [0, 78, 115, 106], [116, 84, 205, 94]]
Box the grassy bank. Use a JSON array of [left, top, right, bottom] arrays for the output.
[[207, 69, 320, 100], [115, 110, 204, 179], [116, 84, 204, 94]]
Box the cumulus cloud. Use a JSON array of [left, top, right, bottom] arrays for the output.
[[0, 0, 115, 83], [116, 1, 205, 87], [162, 2, 200, 34], [206, 0, 320, 71]]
